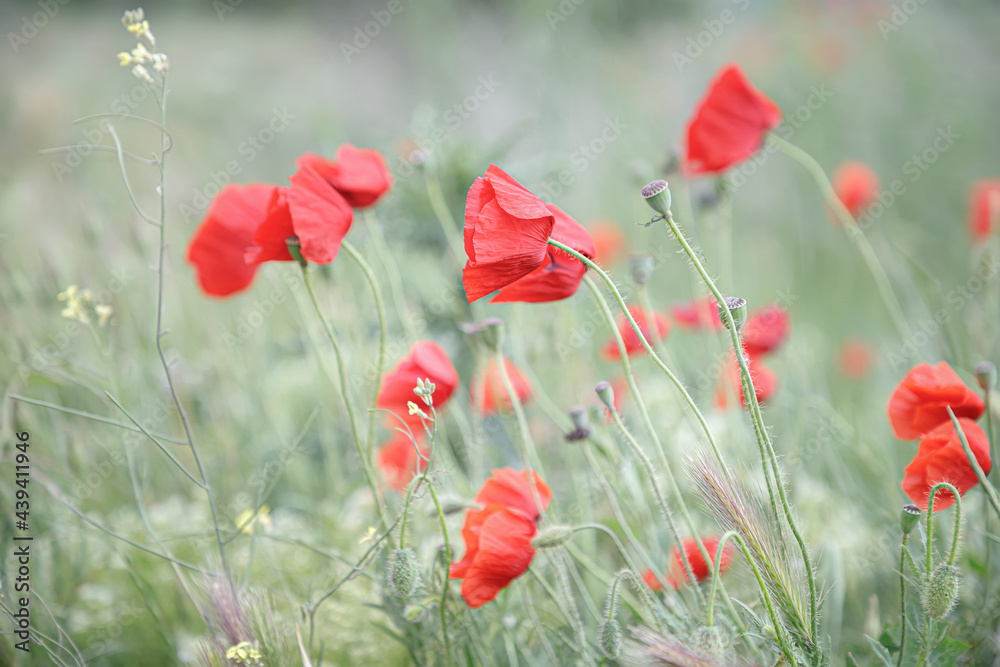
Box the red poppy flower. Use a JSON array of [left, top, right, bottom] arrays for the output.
[[376, 341, 459, 430], [601, 306, 670, 360], [376, 432, 427, 492], [644, 537, 732, 591], [588, 218, 627, 265], [902, 418, 992, 512], [832, 161, 880, 220], [887, 362, 985, 440], [246, 162, 354, 265], [671, 297, 723, 332], [296, 144, 393, 208], [968, 179, 1000, 243], [450, 468, 551, 608], [839, 339, 875, 379], [462, 165, 556, 302], [715, 352, 777, 410], [490, 204, 596, 303], [186, 183, 275, 297], [474, 467, 551, 522], [472, 356, 533, 415], [740, 304, 790, 356], [684, 63, 783, 176]]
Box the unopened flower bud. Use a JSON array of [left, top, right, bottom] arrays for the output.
[[901, 504, 921, 536], [531, 525, 574, 549], [429, 495, 469, 517], [565, 406, 591, 442], [595, 381, 615, 412], [641, 180, 672, 216], [719, 296, 747, 331], [630, 254, 655, 286], [923, 562, 960, 620], [975, 361, 997, 391], [386, 548, 420, 599], [693, 625, 726, 662], [598, 618, 622, 659]]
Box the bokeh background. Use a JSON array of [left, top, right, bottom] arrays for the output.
[[3, 0, 1000, 664]]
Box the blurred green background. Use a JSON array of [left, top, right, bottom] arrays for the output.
[[3, 0, 1000, 664]]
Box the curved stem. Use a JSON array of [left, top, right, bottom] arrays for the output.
[[946, 406, 1000, 520], [301, 265, 386, 525], [770, 133, 909, 341], [651, 213, 819, 649], [342, 240, 388, 466], [924, 482, 962, 573]]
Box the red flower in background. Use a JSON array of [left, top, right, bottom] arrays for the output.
[[839, 339, 875, 379], [832, 161, 880, 219], [588, 218, 627, 265], [462, 165, 556, 302], [451, 469, 551, 608], [186, 183, 275, 297], [246, 163, 355, 265], [601, 306, 670, 360], [887, 362, 985, 440], [644, 537, 732, 591], [377, 341, 459, 430], [684, 63, 782, 176], [490, 204, 595, 303], [741, 304, 790, 356], [473, 356, 533, 415], [297, 144, 393, 208], [671, 297, 723, 332], [715, 352, 777, 409], [968, 179, 1000, 243], [902, 418, 992, 512], [377, 432, 427, 491]]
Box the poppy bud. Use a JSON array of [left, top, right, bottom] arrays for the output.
[[630, 254, 655, 286], [286, 236, 306, 267], [923, 562, 960, 620], [427, 495, 470, 517], [595, 381, 616, 411], [975, 361, 997, 391], [641, 180, 672, 216], [598, 618, 622, 659], [719, 296, 748, 331], [693, 625, 726, 662], [531, 525, 574, 549], [403, 602, 428, 623], [565, 406, 591, 442], [386, 548, 420, 599], [901, 504, 921, 536]]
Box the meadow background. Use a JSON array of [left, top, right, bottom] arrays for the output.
[[3, 0, 1000, 664]]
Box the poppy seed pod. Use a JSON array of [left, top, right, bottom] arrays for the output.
[[595, 381, 616, 411], [901, 504, 921, 535], [386, 548, 420, 599], [975, 361, 997, 391], [641, 180, 672, 216], [598, 618, 623, 659], [719, 296, 748, 331], [924, 563, 961, 620], [565, 406, 591, 442]]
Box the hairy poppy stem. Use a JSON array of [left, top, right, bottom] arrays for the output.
[[769, 133, 910, 342], [653, 212, 820, 653], [946, 407, 1000, 520], [301, 265, 387, 526], [924, 482, 962, 572], [898, 534, 911, 667]]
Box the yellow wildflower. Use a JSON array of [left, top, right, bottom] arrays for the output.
[[234, 505, 271, 535]]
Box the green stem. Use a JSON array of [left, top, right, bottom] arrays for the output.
[[924, 482, 962, 573], [946, 407, 1000, 520], [361, 209, 417, 339], [301, 264, 386, 525], [653, 213, 819, 650], [425, 168, 464, 260], [770, 133, 910, 341], [342, 240, 388, 466], [897, 534, 910, 667], [427, 482, 453, 661]]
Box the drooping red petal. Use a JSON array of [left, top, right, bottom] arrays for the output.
[[186, 183, 275, 297], [247, 187, 296, 264], [474, 468, 551, 522], [287, 164, 355, 264], [887, 362, 985, 440], [457, 506, 537, 609], [684, 63, 783, 176], [297, 145, 393, 208], [902, 418, 992, 512]]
